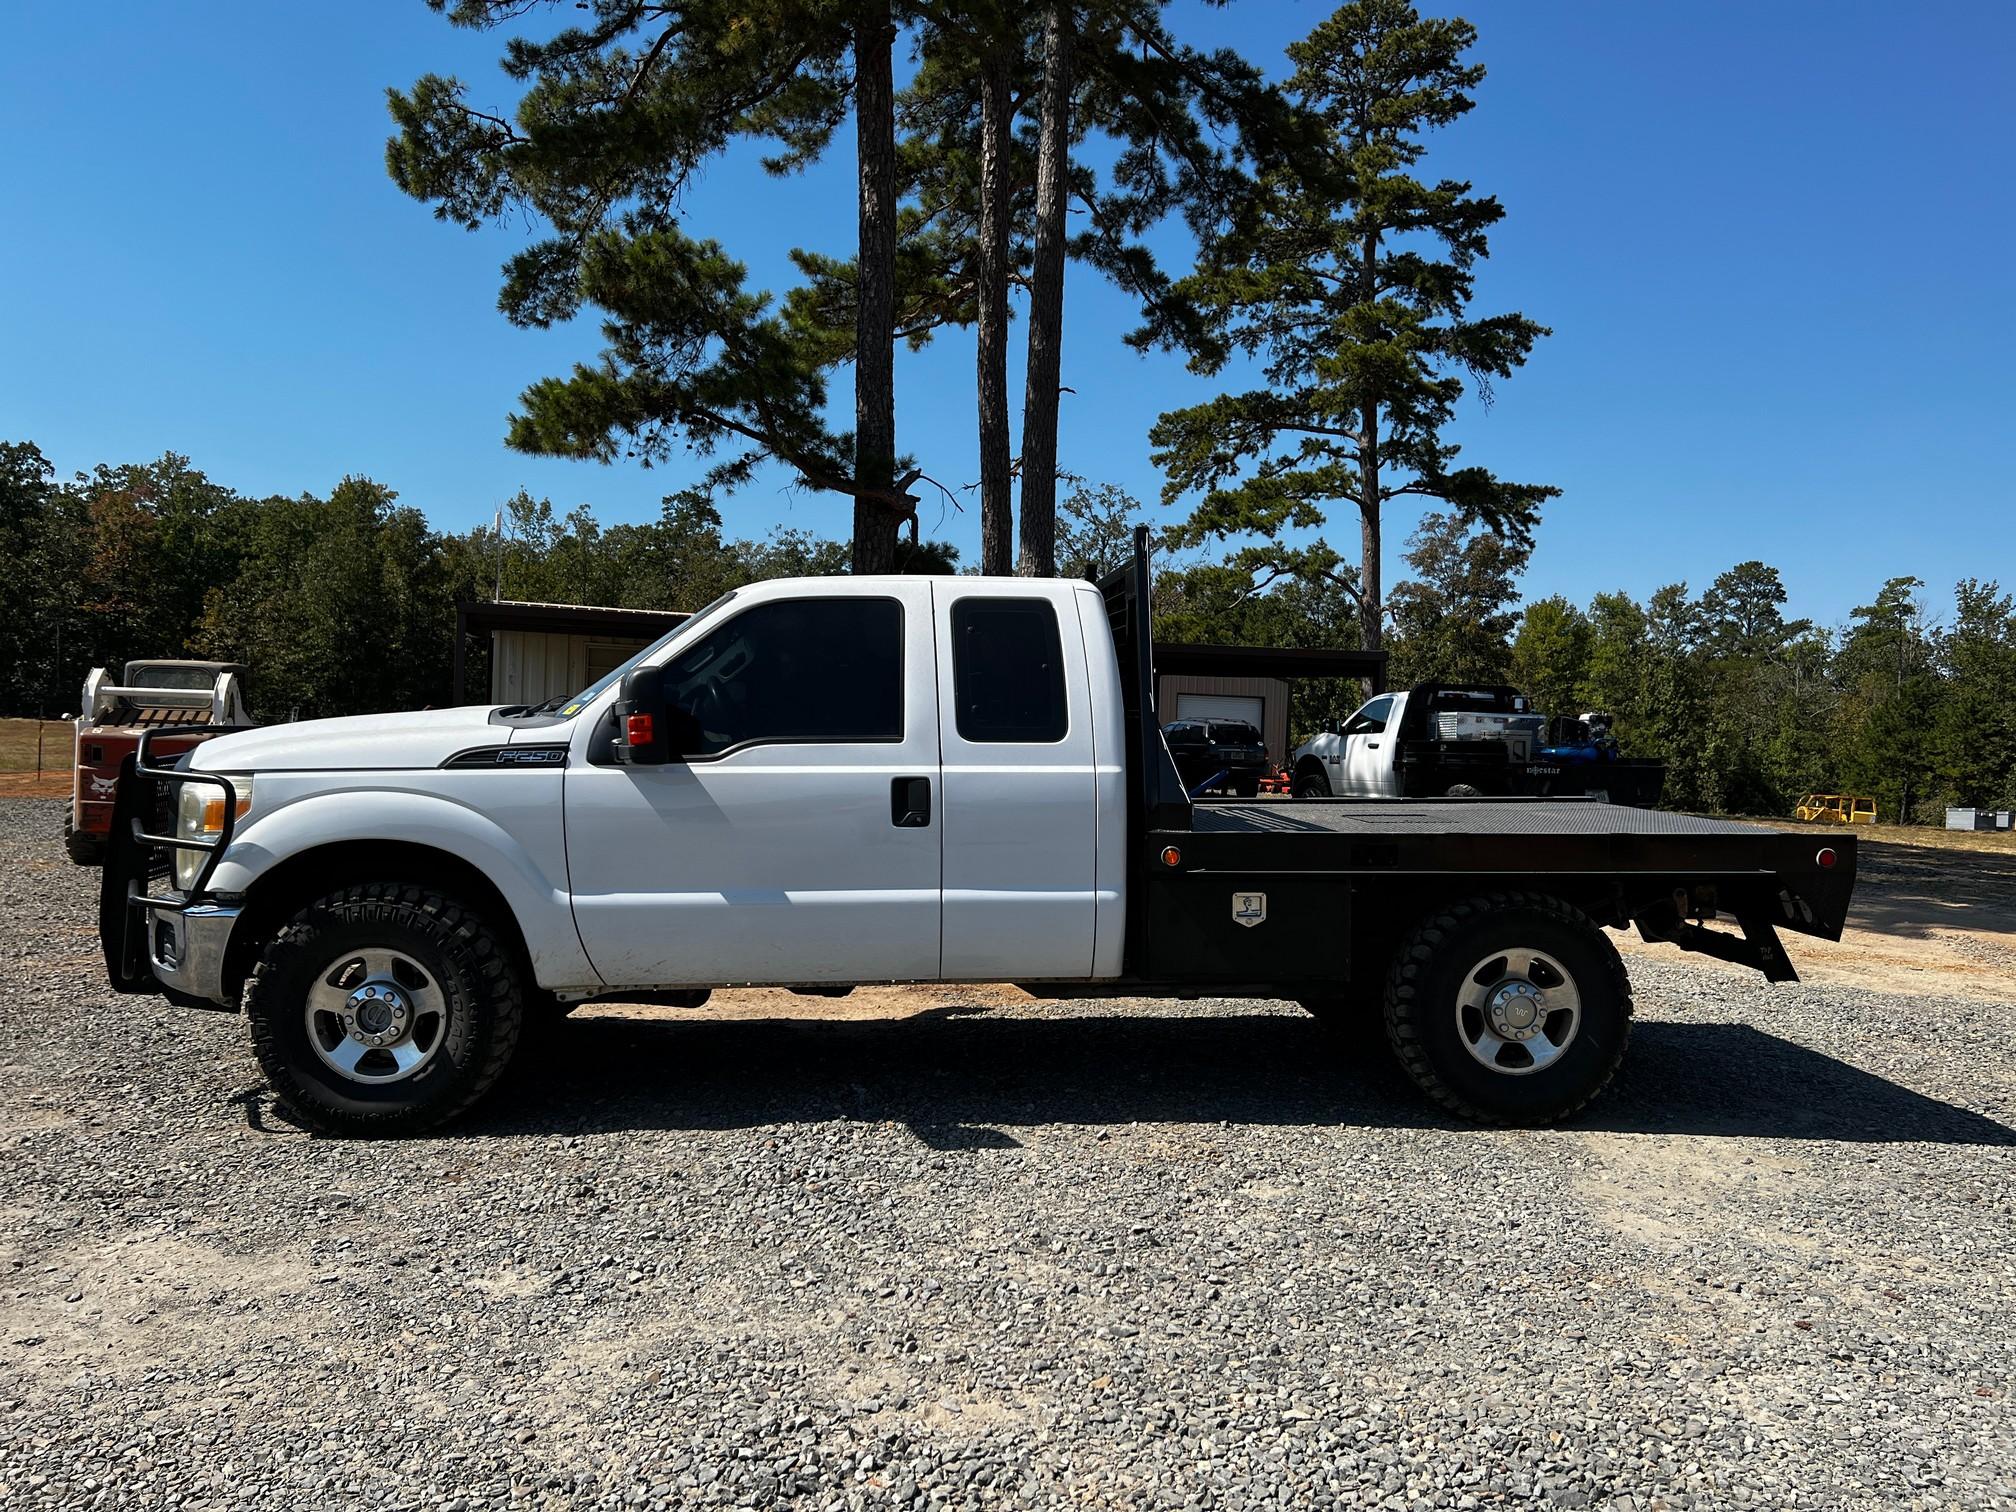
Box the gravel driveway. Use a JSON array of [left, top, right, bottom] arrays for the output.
[[2, 797, 2012, 1510]]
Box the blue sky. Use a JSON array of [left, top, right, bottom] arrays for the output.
[[3, 1, 2011, 630]]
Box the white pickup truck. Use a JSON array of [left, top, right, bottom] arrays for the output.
[[102, 533, 1855, 1136], [1291, 684, 1666, 807]]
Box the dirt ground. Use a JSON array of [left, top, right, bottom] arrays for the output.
[[3, 798, 2014, 1508]]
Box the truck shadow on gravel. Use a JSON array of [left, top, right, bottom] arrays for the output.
[[426, 1013, 2016, 1148]]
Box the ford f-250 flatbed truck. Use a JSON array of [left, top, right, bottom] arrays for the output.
[[100, 530, 1857, 1137]]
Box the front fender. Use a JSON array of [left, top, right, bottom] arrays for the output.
[[209, 777, 600, 990]]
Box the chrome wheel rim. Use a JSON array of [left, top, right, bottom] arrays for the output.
[[303, 947, 448, 1085], [1455, 947, 1581, 1076]]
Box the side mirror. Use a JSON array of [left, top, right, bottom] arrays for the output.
[[612, 667, 671, 765]]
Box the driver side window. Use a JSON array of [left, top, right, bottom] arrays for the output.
[[1341, 696, 1393, 738], [660, 597, 903, 757]]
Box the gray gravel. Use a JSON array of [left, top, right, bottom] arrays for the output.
[[1, 797, 2012, 1511]]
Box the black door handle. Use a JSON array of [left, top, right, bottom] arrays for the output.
[[891, 776, 931, 827]]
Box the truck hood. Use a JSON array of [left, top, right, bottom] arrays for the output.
[[189, 706, 532, 773]]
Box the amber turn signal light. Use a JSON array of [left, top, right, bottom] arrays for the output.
[[625, 713, 656, 746], [1160, 845, 1182, 867]]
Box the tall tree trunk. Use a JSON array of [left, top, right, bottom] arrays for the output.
[[975, 43, 1014, 576], [852, 0, 900, 574], [1358, 404, 1381, 655], [1357, 228, 1382, 653], [1016, 0, 1072, 579]]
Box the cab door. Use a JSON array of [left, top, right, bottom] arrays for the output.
[[562, 583, 942, 987], [933, 583, 1098, 979], [1338, 694, 1397, 796]]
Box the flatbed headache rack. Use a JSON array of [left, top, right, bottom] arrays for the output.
[[1094, 527, 1856, 992]]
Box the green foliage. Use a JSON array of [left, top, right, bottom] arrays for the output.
[[1146, 0, 1555, 648], [0, 442, 89, 713], [387, 0, 911, 550], [1, 439, 952, 721], [1055, 482, 1146, 580], [1386, 511, 1529, 686], [1509, 596, 1591, 718]]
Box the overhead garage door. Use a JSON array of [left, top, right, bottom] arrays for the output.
[[1175, 692, 1264, 729]]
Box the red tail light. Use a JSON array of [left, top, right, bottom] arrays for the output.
[[1816, 847, 1837, 869]]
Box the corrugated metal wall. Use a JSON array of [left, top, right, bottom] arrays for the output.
[[1154, 673, 1291, 764], [490, 632, 652, 705]]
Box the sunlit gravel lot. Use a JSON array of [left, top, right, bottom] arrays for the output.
[[2, 798, 2012, 1510]]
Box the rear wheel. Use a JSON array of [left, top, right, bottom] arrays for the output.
[[243, 881, 525, 1136], [1383, 892, 1630, 1124], [1445, 783, 1483, 798], [1233, 776, 1261, 798], [1292, 765, 1332, 799]]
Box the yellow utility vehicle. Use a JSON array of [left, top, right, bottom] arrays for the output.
[[1795, 793, 1877, 825]]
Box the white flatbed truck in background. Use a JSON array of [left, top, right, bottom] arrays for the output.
[[101, 531, 1856, 1136]]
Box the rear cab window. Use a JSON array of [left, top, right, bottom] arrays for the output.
[[950, 598, 1068, 743]]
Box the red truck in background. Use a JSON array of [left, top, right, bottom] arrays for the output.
[[67, 661, 254, 865]]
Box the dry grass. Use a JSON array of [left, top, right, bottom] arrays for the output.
[[1750, 813, 2016, 857], [0, 719, 72, 775]]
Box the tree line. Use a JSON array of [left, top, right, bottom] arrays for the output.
[[0, 441, 954, 723], [1386, 510, 2016, 824], [8, 437, 2008, 824]]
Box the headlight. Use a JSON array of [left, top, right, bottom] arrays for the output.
[[173, 775, 253, 892]]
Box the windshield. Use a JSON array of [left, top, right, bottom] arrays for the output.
[[126, 665, 226, 691], [528, 591, 738, 716]]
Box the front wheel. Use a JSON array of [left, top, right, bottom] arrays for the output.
[[243, 881, 526, 1137], [1292, 765, 1332, 799], [1383, 892, 1630, 1124]]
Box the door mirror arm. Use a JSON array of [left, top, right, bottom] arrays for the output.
[[613, 667, 677, 764]]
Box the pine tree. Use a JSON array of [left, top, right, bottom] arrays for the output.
[[386, 0, 922, 570], [1384, 510, 1529, 685], [1150, 0, 1554, 648]]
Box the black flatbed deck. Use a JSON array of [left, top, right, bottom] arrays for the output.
[[1189, 798, 1764, 839], [1096, 528, 1857, 992], [1163, 796, 1849, 900]]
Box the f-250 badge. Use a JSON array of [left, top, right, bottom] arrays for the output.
[[1232, 892, 1267, 927]]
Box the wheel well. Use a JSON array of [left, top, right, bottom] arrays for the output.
[[223, 841, 533, 1002], [1353, 882, 1624, 970], [1294, 755, 1328, 777]]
